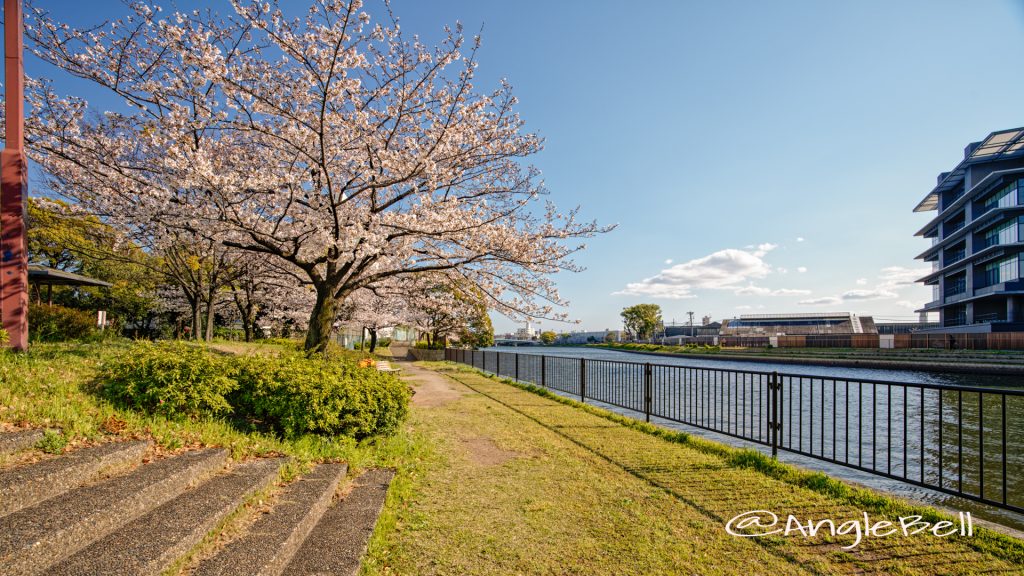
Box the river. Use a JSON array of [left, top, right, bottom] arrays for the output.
[[482, 345, 1024, 533]]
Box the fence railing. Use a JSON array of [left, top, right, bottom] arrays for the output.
[[445, 348, 1024, 515]]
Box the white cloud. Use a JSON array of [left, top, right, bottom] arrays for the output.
[[796, 237, 805, 242], [734, 285, 811, 296], [877, 266, 929, 290], [840, 289, 899, 301], [753, 243, 778, 257], [895, 300, 922, 310], [777, 267, 788, 274], [799, 296, 842, 306], [797, 266, 930, 308], [615, 245, 776, 299], [797, 266, 808, 273], [664, 259, 673, 265]]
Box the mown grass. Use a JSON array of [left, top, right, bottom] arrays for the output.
[[408, 361, 1024, 573], [0, 341, 419, 474], [362, 363, 809, 575]]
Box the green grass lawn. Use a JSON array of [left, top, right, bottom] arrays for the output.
[[4, 342, 1023, 575], [363, 361, 1024, 575]]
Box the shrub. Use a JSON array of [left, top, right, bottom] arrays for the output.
[[232, 351, 410, 439], [98, 341, 237, 419], [0, 328, 8, 346], [29, 304, 97, 342], [414, 340, 446, 350], [36, 430, 69, 454]]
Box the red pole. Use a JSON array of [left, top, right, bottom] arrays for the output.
[[1, 0, 28, 350]]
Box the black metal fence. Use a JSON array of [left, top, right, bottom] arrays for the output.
[[445, 348, 1024, 515]]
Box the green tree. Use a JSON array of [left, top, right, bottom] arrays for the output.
[[620, 304, 662, 341], [27, 199, 162, 335], [539, 330, 557, 345], [460, 310, 495, 349]]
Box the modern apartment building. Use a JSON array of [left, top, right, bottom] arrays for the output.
[[915, 127, 1024, 331]]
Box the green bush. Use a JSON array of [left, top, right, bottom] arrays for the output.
[[98, 341, 237, 419], [35, 430, 69, 454], [96, 341, 409, 439], [0, 328, 8, 346], [29, 304, 97, 342], [232, 352, 410, 439], [414, 340, 446, 350]]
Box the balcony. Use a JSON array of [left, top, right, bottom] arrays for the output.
[[945, 316, 967, 327], [943, 220, 966, 238], [943, 250, 966, 266], [945, 278, 967, 297]]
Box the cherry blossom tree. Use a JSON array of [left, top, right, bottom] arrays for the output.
[[227, 255, 311, 341], [24, 0, 610, 351]]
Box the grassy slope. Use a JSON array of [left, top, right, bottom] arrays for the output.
[[0, 341, 417, 472], [363, 362, 1024, 575]]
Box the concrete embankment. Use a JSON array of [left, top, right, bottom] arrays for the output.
[[591, 346, 1024, 376]]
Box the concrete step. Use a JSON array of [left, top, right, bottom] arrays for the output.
[[194, 462, 348, 576], [0, 429, 48, 456], [0, 440, 149, 517], [0, 448, 228, 576], [282, 468, 395, 576], [45, 458, 286, 576]]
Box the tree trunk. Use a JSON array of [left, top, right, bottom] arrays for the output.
[[243, 315, 253, 342], [304, 286, 337, 353], [191, 299, 202, 341], [204, 291, 216, 342], [368, 327, 378, 353]]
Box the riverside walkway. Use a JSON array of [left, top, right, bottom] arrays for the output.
[[362, 359, 1024, 575]]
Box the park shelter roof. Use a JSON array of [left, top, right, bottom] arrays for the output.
[[28, 264, 112, 287]]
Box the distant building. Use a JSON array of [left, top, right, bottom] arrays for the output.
[[665, 322, 721, 337], [562, 330, 619, 344], [720, 313, 876, 336], [514, 322, 538, 339], [914, 127, 1024, 332]]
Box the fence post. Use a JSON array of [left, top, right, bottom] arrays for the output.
[[770, 371, 780, 458], [580, 358, 586, 402], [644, 363, 652, 422], [515, 353, 520, 381], [541, 355, 546, 388]]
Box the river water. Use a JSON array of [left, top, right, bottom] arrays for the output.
[[482, 345, 1024, 532]]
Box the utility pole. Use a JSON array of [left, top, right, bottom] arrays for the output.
[[687, 311, 695, 337], [1, 0, 28, 351]]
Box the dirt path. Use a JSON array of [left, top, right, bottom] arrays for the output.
[[393, 359, 464, 408]]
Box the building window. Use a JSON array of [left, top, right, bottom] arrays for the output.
[[981, 255, 1020, 287], [981, 218, 1020, 249], [945, 275, 966, 296], [945, 304, 967, 327], [982, 179, 1021, 212]]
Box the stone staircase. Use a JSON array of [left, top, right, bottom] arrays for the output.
[[0, 429, 393, 576]]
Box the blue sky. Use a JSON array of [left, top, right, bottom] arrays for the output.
[[29, 0, 1024, 333]]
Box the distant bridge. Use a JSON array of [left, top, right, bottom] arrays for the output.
[[493, 338, 542, 347]]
